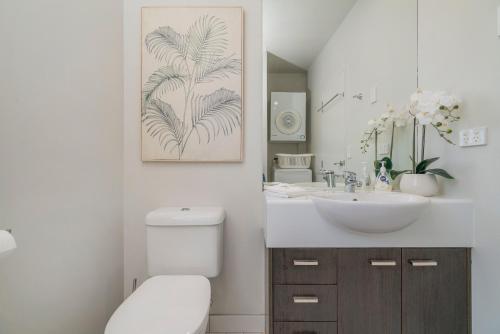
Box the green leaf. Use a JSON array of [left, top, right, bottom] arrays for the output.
[[391, 170, 411, 179], [142, 99, 185, 152], [142, 65, 187, 112], [191, 88, 242, 143], [187, 15, 228, 64], [416, 157, 440, 174], [145, 26, 189, 64], [425, 168, 455, 179]]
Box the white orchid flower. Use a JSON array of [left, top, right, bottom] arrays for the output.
[[433, 113, 445, 123], [416, 111, 433, 125], [394, 111, 409, 127], [439, 93, 461, 109]]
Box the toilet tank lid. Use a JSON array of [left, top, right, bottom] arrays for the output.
[[146, 207, 225, 226]]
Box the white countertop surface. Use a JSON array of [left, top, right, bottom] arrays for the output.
[[263, 194, 475, 248]]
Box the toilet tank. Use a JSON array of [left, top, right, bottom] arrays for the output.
[[146, 207, 224, 278]]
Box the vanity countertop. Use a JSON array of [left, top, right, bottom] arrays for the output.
[[263, 194, 475, 248]]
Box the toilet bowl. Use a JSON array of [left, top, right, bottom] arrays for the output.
[[105, 207, 224, 334], [105, 276, 210, 334]]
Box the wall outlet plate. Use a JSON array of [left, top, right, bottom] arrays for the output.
[[459, 127, 488, 147]]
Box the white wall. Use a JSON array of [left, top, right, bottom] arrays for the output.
[[308, 0, 417, 177], [123, 0, 265, 319], [418, 0, 500, 332], [0, 0, 124, 333]]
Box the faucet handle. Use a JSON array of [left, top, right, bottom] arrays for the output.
[[344, 170, 357, 179], [333, 160, 346, 168]]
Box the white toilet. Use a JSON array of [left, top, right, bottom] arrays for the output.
[[105, 207, 224, 334]]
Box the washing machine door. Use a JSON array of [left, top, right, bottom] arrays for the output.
[[275, 109, 302, 135]]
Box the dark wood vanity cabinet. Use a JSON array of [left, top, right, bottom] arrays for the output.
[[402, 248, 470, 334], [338, 249, 402, 334], [269, 248, 471, 334]]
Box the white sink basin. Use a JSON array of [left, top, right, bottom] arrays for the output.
[[311, 192, 430, 233]]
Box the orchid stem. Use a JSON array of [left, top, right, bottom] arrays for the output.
[[390, 121, 395, 160], [421, 125, 426, 162], [412, 118, 416, 173]]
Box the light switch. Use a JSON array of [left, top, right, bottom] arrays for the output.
[[498, 6, 500, 36], [370, 87, 377, 104]]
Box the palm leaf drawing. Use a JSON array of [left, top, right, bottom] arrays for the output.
[[187, 15, 228, 64], [142, 65, 187, 113], [145, 26, 189, 64], [142, 99, 185, 154], [195, 54, 241, 83], [191, 88, 241, 143], [142, 14, 242, 159]]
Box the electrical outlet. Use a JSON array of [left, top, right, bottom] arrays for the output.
[[459, 127, 487, 147]]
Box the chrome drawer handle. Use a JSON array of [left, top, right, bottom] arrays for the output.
[[293, 296, 319, 304], [370, 260, 397, 267], [293, 259, 319, 266], [410, 260, 438, 267]]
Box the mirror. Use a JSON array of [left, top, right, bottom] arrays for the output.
[[263, 0, 417, 185]]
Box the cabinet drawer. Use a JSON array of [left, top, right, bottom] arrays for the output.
[[274, 322, 337, 334], [273, 248, 337, 284], [273, 285, 337, 322]]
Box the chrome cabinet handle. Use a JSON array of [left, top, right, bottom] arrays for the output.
[[370, 260, 397, 267], [293, 259, 319, 266], [293, 296, 319, 304], [410, 260, 438, 267]]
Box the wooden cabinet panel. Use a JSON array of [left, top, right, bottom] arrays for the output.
[[274, 322, 337, 334], [338, 248, 402, 334], [273, 248, 337, 284], [402, 248, 470, 334], [273, 285, 337, 322]]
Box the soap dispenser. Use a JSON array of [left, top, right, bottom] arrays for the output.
[[375, 161, 392, 192]]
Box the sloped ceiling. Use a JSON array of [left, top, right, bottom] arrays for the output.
[[264, 0, 358, 69], [267, 52, 306, 73]]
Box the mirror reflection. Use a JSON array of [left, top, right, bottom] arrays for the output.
[[263, 0, 417, 189]]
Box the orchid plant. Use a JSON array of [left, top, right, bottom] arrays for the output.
[[392, 90, 461, 179], [360, 105, 407, 169]]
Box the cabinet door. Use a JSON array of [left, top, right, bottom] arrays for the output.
[[402, 248, 470, 334], [338, 249, 402, 334]]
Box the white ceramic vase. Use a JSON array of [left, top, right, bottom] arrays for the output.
[[399, 174, 439, 197]]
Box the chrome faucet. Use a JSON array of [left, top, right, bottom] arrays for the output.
[[344, 171, 361, 193], [320, 160, 337, 188], [322, 169, 337, 188]]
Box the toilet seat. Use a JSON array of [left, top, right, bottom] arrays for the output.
[[105, 275, 211, 334]]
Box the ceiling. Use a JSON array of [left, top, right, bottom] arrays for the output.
[[264, 0, 358, 70]]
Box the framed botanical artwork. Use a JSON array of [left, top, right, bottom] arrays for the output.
[[141, 7, 243, 162]]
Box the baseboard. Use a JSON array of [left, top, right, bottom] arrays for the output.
[[208, 314, 265, 333]]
